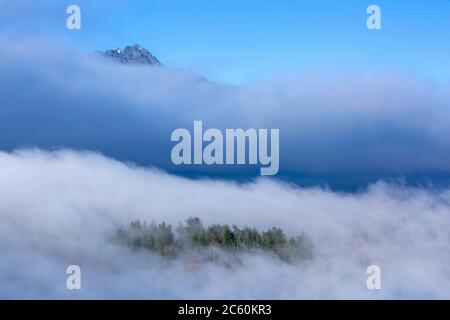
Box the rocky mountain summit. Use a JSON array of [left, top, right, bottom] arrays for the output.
[[98, 44, 163, 66]]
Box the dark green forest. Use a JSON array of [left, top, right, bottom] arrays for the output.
[[114, 217, 313, 264]]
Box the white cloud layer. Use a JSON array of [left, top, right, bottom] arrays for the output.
[[0, 149, 449, 299], [1, 38, 450, 177]]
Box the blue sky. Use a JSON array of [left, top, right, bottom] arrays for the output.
[[1, 0, 449, 84]]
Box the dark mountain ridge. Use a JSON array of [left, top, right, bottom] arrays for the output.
[[97, 44, 163, 66]]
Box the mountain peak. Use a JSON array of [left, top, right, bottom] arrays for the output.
[[99, 44, 163, 66]]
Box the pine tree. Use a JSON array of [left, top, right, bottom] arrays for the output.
[[223, 226, 235, 249]]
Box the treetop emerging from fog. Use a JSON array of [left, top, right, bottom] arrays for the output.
[[115, 217, 313, 264]]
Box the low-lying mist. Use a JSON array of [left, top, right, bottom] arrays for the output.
[[0, 149, 449, 299]]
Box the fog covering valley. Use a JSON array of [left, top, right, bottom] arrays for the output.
[[0, 38, 450, 298], [1, 149, 450, 299]]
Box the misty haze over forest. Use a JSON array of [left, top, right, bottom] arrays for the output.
[[1, 149, 450, 298]]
